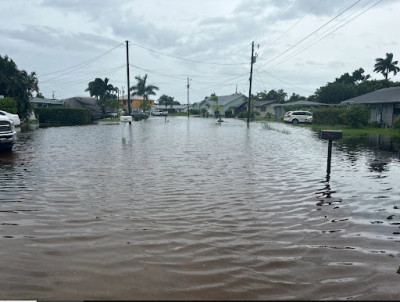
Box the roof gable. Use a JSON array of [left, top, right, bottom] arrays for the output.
[[253, 100, 279, 107], [341, 86, 400, 105], [204, 94, 246, 106]]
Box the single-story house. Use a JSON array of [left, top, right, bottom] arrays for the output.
[[30, 97, 65, 120], [273, 100, 329, 120], [340, 86, 400, 127], [63, 96, 100, 119], [251, 100, 280, 117], [195, 93, 247, 116], [153, 104, 188, 114], [119, 94, 155, 112], [31, 97, 64, 108]]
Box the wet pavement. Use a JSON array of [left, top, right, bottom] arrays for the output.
[[1, 117, 400, 300]]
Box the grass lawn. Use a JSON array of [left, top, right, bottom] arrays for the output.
[[300, 123, 400, 138]]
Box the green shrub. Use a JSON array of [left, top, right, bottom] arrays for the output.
[[344, 105, 369, 128], [238, 110, 256, 119], [190, 109, 200, 115], [34, 108, 91, 125], [312, 105, 369, 128], [313, 106, 346, 125], [368, 121, 381, 128], [0, 97, 18, 113], [393, 116, 400, 129]]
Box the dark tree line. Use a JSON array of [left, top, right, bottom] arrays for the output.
[[257, 53, 400, 105], [0, 55, 39, 120]]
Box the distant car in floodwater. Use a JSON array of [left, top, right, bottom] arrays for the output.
[[152, 110, 168, 116], [131, 109, 149, 120], [284, 110, 313, 124]]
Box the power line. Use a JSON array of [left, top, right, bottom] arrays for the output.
[[257, 65, 314, 93], [128, 40, 248, 66], [263, 0, 323, 48], [272, 0, 385, 67], [39, 42, 124, 79], [256, 0, 362, 69]]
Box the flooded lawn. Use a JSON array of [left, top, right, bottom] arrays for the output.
[[1, 117, 400, 300]]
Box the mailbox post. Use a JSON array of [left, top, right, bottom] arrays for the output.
[[319, 130, 342, 175]]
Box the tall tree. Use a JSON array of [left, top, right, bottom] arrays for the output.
[[158, 94, 175, 107], [130, 74, 159, 111], [0, 55, 38, 121], [288, 93, 306, 103], [85, 77, 115, 114], [256, 89, 287, 103], [373, 53, 400, 80]]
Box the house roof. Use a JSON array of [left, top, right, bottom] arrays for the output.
[[203, 93, 246, 107], [252, 100, 279, 107], [31, 97, 64, 105], [272, 100, 329, 107], [341, 86, 400, 105]]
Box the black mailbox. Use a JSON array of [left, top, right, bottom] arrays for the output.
[[319, 130, 342, 140]]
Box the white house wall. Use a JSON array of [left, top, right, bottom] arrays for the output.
[[382, 104, 394, 126], [370, 104, 394, 126]]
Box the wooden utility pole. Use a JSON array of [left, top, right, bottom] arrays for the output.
[[247, 41, 255, 125], [187, 77, 190, 118], [126, 41, 131, 115]]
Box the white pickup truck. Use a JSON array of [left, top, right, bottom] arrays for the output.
[[152, 110, 168, 116], [0, 115, 17, 151]]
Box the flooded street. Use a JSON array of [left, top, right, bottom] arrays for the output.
[[1, 116, 400, 300]]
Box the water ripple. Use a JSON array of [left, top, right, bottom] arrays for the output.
[[0, 118, 400, 300]]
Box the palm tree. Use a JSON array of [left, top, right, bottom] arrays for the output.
[[130, 74, 159, 112], [373, 53, 400, 80], [86, 78, 115, 114]]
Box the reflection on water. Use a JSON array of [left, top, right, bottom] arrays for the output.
[[1, 118, 400, 300]]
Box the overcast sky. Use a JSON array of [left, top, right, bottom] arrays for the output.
[[1, 0, 399, 103]]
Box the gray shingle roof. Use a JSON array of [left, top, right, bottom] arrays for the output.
[[272, 100, 328, 107], [204, 94, 245, 106], [253, 100, 279, 107], [31, 97, 64, 105], [341, 86, 400, 105]]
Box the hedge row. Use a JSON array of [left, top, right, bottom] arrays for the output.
[[312, 105, 369, 128], [34, 108, 91, 125]]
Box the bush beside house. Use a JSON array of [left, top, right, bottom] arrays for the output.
[[35, 108, 91, 126]]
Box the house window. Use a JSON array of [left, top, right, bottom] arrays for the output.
[[261, 106, 266, 112], [123, 100, 126, 105]]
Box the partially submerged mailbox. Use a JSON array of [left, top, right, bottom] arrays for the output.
[[319, 130, 342, 176], [319, 130, 342, 140]]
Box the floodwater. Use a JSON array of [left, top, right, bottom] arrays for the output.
[[1, 116, 400, 300]]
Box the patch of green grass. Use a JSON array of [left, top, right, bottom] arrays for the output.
[[301, 124, 400, 138]]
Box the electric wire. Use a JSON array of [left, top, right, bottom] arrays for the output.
[[39, 42, 124, 78], [128, 40, 248, 66], [256, 0, 362, 69], [272, 0, 384, 68]]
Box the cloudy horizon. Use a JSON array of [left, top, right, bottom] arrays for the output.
[[1, 0, 399, 103]]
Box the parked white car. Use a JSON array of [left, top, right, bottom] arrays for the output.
[[284, 111, 312, 124], [0, 110, 21, 126]]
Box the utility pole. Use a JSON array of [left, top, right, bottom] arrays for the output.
[[187, 77, 190, 118], [121, 86, 125, 111], [126, 41, 131, 115], [247, 41, 255, 125]]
